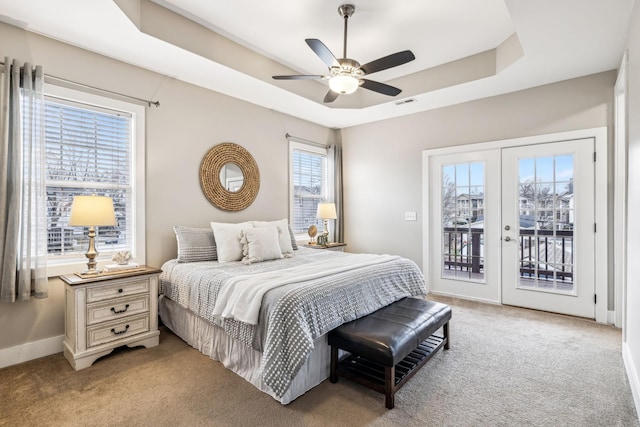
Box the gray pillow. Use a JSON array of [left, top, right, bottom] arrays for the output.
[[173, 225, 217, 262]]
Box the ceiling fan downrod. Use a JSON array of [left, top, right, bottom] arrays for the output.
[[338, 4, 355, 59]]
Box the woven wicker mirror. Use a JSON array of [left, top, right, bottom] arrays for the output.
[[199, 142, 260, 211]]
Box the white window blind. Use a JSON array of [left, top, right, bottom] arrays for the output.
[[290, 142, 327, 234], [45, 96, 132, 257]]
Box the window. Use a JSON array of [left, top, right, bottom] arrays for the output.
[[289, 140, 328, 236], [43, 85, 145, 276], [441, 162, 485, 282]]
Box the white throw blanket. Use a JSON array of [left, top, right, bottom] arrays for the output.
[[212, 253, 399, 325]]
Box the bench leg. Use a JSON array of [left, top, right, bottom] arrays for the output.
[[385, 366, 395, 409], [330, 345, 338, 383], [443, 321, 450, 350]]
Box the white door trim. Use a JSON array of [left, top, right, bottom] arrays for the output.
[[614, 52, 628, 332], [423, 127, 608, 323]]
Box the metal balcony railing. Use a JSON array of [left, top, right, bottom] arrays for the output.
[[442, 227, 574, 281], [443, 227, 483, 273]]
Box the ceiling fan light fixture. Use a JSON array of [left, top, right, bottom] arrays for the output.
[[273, 3, 414, 103], [329, 75, 359, 95]]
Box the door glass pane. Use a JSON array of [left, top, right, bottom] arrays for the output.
[[516, 155, 575, 294], [441, 162, 485, 282], [535, 157, 554, 182]]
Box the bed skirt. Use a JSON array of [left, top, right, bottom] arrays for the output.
[[158, 295, 332, 404]]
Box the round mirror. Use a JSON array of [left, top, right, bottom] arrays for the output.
[[219, 162, 244, 192], [200, 143, 260, 211]]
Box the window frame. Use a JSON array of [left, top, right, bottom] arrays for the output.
[[288, 139, 328, 240], [44, 85, 146, 277]]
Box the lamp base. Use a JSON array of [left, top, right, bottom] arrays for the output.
[[80, 226, 101, 276], [323, 220, 331, 244]]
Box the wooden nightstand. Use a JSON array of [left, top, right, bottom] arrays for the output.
[[60, 266, 162, 370], [304, 242, 347, 252]]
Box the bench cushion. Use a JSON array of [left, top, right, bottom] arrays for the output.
[[328, 298, 451, 366]]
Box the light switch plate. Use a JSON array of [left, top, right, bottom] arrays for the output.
[[404, 211, 417, 221]]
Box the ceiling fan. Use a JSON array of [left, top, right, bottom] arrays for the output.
[[272, 4, 415, 103]]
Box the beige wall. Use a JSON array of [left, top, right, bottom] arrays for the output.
[[341, 71, 615, 266], [144, 66, 336, 266], [623, 0, 640, 409], [0, 23, 334, 352]]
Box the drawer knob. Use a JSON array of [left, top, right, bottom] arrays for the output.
[[111, 325, 130, 335], [110, 304, 130, 314], [118, 288, 124, 293]]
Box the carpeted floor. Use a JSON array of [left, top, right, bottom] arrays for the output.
[[1, 295, 638, 427]]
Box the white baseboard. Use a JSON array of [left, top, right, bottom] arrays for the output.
[[0, 335, 64, 369], [623, 342, 640, 418], [427, 290, 500, 306]]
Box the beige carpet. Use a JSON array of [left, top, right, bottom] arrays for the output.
[[1, 295, 638, 427]]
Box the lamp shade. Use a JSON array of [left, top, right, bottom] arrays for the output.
[[316, 202, 337, 220], [69, 195, 117, 227], [329, 75, 359, 95]]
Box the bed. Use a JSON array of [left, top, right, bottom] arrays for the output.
[[158, 223, 427, 404]]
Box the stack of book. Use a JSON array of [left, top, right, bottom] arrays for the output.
[[102, 262, 141, 273]]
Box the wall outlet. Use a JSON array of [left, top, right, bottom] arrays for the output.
[[404, 211, 417, 221]]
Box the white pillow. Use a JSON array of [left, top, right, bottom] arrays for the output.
[[252, 219, 294, 255], [210, 221, 254, 263], [241, 226, 284, 264]]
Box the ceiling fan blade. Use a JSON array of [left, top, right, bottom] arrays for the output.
[[361, 79, 402, 97], [306, 39, 340, 69], [360, 50, 416, 75], [323, 90, 339, 103], [272, 75, 326, 80]]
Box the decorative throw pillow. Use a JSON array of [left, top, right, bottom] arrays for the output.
[[173, 225, 217, 262], [210, 221, 254, 263], [241, 226, 284, 264], [252, 219, 294, 255], [288, 225, 299, 250]]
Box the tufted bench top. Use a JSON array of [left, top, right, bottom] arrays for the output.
[[328, 297, 452, 366]]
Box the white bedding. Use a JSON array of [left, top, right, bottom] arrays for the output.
[[212, 253, 399, 324]]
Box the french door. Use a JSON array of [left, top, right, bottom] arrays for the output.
[[501, 139, 595, 318], [428, 150, 501, 303], [428, 139, 596, 318]]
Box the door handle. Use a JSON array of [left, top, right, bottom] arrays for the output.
[[504, 236, 511, 242]]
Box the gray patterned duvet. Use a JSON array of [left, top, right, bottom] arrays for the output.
[[160, 247, 426, 398]]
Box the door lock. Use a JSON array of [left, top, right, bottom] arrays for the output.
[[504, 225, 511, 231]]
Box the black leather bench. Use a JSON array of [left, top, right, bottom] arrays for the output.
[[328, 297, 452, 409]]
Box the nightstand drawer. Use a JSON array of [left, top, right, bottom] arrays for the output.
[[86, 278, 149, 303], [86, 294, 150, 326], [87, 313, 150, 348]]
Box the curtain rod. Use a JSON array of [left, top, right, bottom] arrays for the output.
[[285, 133, 327, 148], [1, 61, 160, 107]]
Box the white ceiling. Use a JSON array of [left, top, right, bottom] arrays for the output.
[[0, 0, 633, 128]]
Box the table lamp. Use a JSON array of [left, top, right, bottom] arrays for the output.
[[69, 195, 116, 275], [316, 202, 337, 243]]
